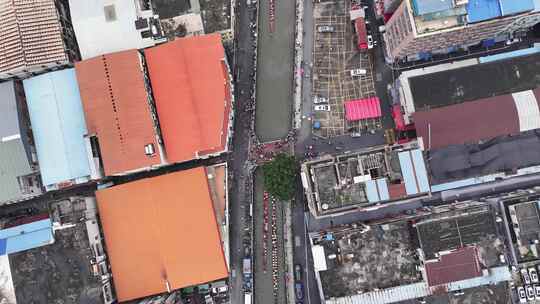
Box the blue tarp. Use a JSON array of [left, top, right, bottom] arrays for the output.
[[23, 69, 91, 188], [499, 0, 534, 16], [411, 0, 453, 15], [479, 46, 540, 63], [0, 218, 54, 255], [467, 0, 501, 23]]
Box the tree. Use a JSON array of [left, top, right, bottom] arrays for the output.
[[262, 153, 297, 201]]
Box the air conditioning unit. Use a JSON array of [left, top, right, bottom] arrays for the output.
[[454, 0, 468, 6]]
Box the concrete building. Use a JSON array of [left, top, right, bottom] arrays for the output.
[[0, 0, 78, 80], [68, 0, 166, 60], [0, 81, 42, 205], [383, 0, 540, 61], [23, 69, 96, 191], [301, 142, 430, 217]]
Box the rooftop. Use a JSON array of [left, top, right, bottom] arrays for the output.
[[69, 0, 165, 59], [0, 0, 68, 76], [75, 50, 164, 176], [23, 69, 92, 189], [424, 247, 482, 287], [408, 52, 540, 111], [409, 0, 535, 35], [313, 222, 422, 299], [426, 130, 540, 184], [416, 207, 498, 260], [506, 199, 540, 262], [96, 167, 228, 301], [413, 88, 540, 150], [144, 34, 232, 163], [0, 81, 35, 203], [301, 145, 429, 216]]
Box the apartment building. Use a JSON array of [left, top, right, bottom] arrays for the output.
[[383, 0, 540, 61]]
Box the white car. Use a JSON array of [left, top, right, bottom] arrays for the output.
[[314, 105, 330, 111], [350, 68, 367, 77], [527, 285, 535, 301], [529, 267, 539, 283], [522, 268, 532, 285], [313, 96, 328, 104], [317, 25, 334, 33], [518, 286, 527, 303]]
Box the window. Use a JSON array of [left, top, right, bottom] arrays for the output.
[[104, 5, 117, 22]]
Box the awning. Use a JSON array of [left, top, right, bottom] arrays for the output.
[[392, 104, 406, 130], [345, 97, 382, 121]]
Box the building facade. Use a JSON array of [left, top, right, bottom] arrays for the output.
[[0, 0, 78, 80], [383, 0, 540, 61]]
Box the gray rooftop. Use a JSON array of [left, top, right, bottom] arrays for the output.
[[0, 81, 33, 203], [0, 81, 22, 139], [427, 130, 540, 184]]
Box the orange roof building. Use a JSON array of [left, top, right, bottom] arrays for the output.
[[96, 167, 228, 302], [144, 34, 233, 163], [75, 50, 164, 176]]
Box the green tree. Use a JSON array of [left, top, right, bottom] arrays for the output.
[[262, 153, 297, 200]]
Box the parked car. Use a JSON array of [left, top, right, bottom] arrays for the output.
[[518, 286, 527, 303], [535, 285, 540, 300], [314, 105, 330, 111], [367, 35, 374, 49], [527, 285, 535, 301], [530, 267, 539, 283], [522, 268, 532, 285], [295, 283, 304, 300], [350, 68, 367, 77], [313, 96, 328, 104], [294, 264, 302, 281], [317, 25, 334, 33]]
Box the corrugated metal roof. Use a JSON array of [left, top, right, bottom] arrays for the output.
[[96, 167, 228, 301], [326, 282, 431, 304], [466, 0, 501, 23], [413, 93, 521, 150], [344, 97, 381, 121], [23, 69, 91, 188], [398, 149, 430, 195], [75, 50, 163, 176], [69, 0, 158, 59], [513, 90, 540, 132], [479, 45, 540, 63], [0, 140, 33, 203], [0, 218, 53, 255], [425, 247, 482, 286], [499, 0, 534, 15], [0, 81, 20, 139], [145, 34, 232, 163]]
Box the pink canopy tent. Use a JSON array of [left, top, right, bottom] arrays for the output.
[[344, 97, 382, 121]]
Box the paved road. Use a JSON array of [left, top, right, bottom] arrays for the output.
[[228, 0, 259, 303]]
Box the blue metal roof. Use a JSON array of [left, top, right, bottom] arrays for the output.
[[467, 0, 501, 23], [365, 178, 390, 203], [0, 218, 54, 255], [499, 0, 534, 15], [23, 69, 91, 188], [411, 0, 453, 15], [399, 149, 430, 195], [479, 46, 540, 63]]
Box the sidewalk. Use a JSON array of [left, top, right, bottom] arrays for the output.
[[293, 0, 305, 130]]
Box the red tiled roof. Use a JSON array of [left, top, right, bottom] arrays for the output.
[[144, 34, 232, 163], [413, 94, 520, 150], [75, 50, 162, 176], [425, 247, 482, 286]]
